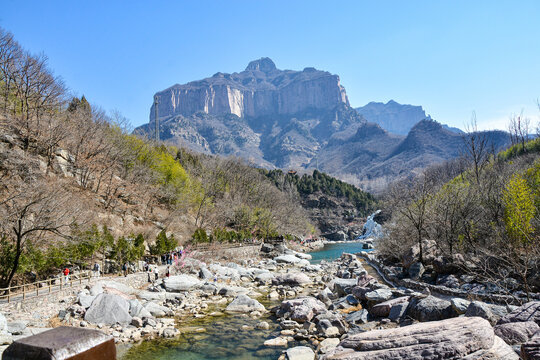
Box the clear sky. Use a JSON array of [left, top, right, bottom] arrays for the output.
[[2, 1, 539, 131]]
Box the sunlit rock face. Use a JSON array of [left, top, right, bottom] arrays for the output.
[[149, 57, 349, 121]]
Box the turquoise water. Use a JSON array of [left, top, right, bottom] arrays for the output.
[[122, 313, 292, 360], [122, 241, 371, 360], [308, 241, 374, 264]]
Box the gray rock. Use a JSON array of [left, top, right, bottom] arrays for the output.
[[144, 302, 173, 317], [498, 301, 540, 326], [279, 297, 327, 323], [6, 322, 26, 336], [407, 295, 458, 322], [331, 278, 358, 297], [286, 346, 315, 360], [494, 321, 539, 345], [408, 262, 425, 280], [388, 302, 409, 322], [370, 296, 409, 317], [84, 293, 132, 325], [89, 283, 104, 296], [466, 301, 498, 325], [273, 272, 311, 287], [163, 275, 201, 292], [323, 316, 518, 359], [129, 299, 152, 318], [345, 309, 369, 324], [450, 297, 470, 315], [256, 321, 270, 330], [364, 289, 393, 304], [199, 267, 213, 280], [255, 272, 275, 283], [78, 294, 96, 309], [131, 317, 144, 328], [274, 255, 310, 267], [225, 294, 265, 313]]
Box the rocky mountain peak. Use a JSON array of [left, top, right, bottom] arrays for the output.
[[245, 57, 277, 73]]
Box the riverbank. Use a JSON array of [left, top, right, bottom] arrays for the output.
[[1, 242, 539, 359]]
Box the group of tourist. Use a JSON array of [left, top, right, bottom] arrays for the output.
[[160, 248, 184, 266]]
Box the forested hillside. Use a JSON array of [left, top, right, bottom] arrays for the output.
[[380, 126, 540, 298], [0, 28, 313, 287]]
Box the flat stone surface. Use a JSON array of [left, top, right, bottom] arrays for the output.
[[370, 296, 409, 317], [322, 317, 518, 360], [2, 326, 115, 360]]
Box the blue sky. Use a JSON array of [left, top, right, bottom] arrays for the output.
[[2, 1, 539, 130]]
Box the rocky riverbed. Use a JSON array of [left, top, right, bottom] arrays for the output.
[[1, 243, 540, 359]]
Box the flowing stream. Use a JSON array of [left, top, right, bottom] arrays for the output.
[[120, 241, 371, 360]]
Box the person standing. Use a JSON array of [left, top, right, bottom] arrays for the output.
[[154, 266, 159, 280], [63, 267, 70, 284], [122, 263, 128, 277]]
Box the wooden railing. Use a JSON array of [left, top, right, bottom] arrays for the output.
[[0, 270, 93, 303], [190, 242, 262, 252]]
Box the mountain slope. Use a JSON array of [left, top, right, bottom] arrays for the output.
[[135, 59, 509, 193]]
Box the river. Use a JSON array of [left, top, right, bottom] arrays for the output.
[[121, 241, 371, 360]]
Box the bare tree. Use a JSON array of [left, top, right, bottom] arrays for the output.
[[508, 111, 531, 152], [0, 180, 85, 287], [462, 112, 491, 186]]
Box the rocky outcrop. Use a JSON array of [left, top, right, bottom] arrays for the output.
[[323, 317, 518, 359], [84, 294, 132, 325], [150, 58, 348, 120]]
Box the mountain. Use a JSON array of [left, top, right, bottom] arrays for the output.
[[135, 59, 509, 193], [136, 58, 365, 169], [312, 119, 509, 192], [356, 100, 463, 135]]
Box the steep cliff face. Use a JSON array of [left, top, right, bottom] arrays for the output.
[[150, 58, 349, 121]]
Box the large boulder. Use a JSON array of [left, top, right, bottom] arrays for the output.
[[407, 295, 458, 322], [84, 293, 132, 325], [408, 262, 425, 280], [279, 297, 327, 323], [163, 275, 201, 292], [225, 294, 265, 313], [494, 321, 539, 345], [322, 317, 518, 359], [498, 301, 540, 326], [273, 272, 311, 287]]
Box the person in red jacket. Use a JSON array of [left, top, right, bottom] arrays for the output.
[[63, 267, 70, 283]]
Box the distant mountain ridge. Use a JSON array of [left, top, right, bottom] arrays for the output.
[[355, 100, 463, 135], [135, 58, 509, 193]]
